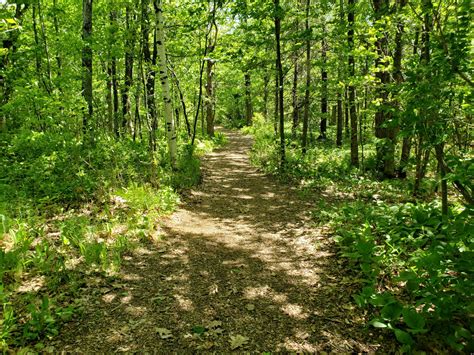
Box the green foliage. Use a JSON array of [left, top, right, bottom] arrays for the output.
[[23, 297, 58, 341], [0, 131, 155, 205], [329, 201, 473, 351]]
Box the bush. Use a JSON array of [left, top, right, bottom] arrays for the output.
[[328, 201, 474, 351]]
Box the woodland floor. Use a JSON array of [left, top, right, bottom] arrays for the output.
[[50, 129, 396, 352]]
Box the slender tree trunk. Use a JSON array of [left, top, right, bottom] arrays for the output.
[[106, 63, 114, 132], [434, 144, 448, 216], [399, 29, 419, 177], [336, 0, 344, 147], [320, 25, 328, 140], [122, 7, 135, 134], [52, 0, 62, 81], [32, 4, 43, 86], [348, 0, 358, 166], [38, 0, 52, 88], [291, 50, 299, 137], [344, 86, 349, 137], [110, 11, 119, 137], [274, 58, 279, 136], [263, 71, 269, 120], [192, 0, 217, 145], [336, 93, 343, 147], [275, 0, 285, 167], [205, 59, 215, 136], [168, 60, 191, 138], [82, 0, 93, 135], [142, 0, 157, 151], [302, 0, 311, 154], [373, 0, 396, 177], [205, 0, 218, 137], [413, 137, 430, 196], [155, 0, 177, 167], [32, 4, 51, 98], [244, 71, 253, 125]]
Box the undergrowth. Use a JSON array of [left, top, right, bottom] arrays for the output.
[[244, 114, 473, 352], [0, 130, 226, 350]]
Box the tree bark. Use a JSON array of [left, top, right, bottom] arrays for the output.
[[319, 24, 328, 140], [110, 11, 119, 137], [142, 0, 157, 151], [373, 0, 395, 177], [205, 58, 215, 137], [302, 0, 311, 154], [244, 71, 253, 125], [291, 49, 299, 137], [274, 0, 285, 168], [348, 0, 358, 166], [168, 60, 191, 138], [122, 6, 135, 134], [263, 71, 269, 120], [155, 0, 177, 167], [82, 0, 93, 135]]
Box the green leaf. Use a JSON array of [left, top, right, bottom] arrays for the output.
[[229, 334, 249, 350], [370, 319, 388, 328], [402, 308, 425, 330], [192, 325, 206, 335], [156, 327, 173, 339], [381, 302, 403, 321], [394, 328, 414, 345]]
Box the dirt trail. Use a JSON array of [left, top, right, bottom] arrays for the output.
[[54, 129, 390, 352]]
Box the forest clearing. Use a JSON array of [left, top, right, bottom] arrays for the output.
[[1, 0, 473, 352]]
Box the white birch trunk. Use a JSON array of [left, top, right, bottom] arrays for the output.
[[155, 0, 177, 168]]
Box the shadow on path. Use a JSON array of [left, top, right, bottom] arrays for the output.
[[54, 129, 393, 352]]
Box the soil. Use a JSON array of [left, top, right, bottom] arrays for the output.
[[51, 129, 395, 352]]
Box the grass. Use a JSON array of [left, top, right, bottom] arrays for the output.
[[0, 130, 227, 350]]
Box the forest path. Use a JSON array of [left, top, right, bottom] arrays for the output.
[[55, 129, 388, 352]]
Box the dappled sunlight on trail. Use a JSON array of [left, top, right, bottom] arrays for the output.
[[52, 129, 393, 352]]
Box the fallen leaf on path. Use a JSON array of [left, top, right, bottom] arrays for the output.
[[207, 320, 222, 329], [229, 334, 248, 349], [156, 327, 173, 339], [246, 304, 255, 311], [197, 341, 215, 350]]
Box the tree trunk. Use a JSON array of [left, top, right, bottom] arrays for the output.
[[291, 51, 299, 137], [263, 71, 269, 120], [302, 0, 311, 154], [373, 0, 396, 177], [336, 0, 344, 147], [38, 0, 52, 88], [336, 93, 343, 147], [319, 25, 328, 140], [168, 61, 191, 138], [205, 58, 215, 137], [348, 0, 358, 166], [82, 0, 93, 135], [111, 11, 119, 137], [155, 0, 177, 167], [244, 71, 253, 126], [274, 58, 279, 137], [106, 63, 114, 132], [275, 0, 285, 168], [52, 0, 62, 81], [142, 0, 157, 151], [122, 6, 135, 134], [434, 144, 448, 216], [398, 29, 418, 178], [344, 86, 349, 137]]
